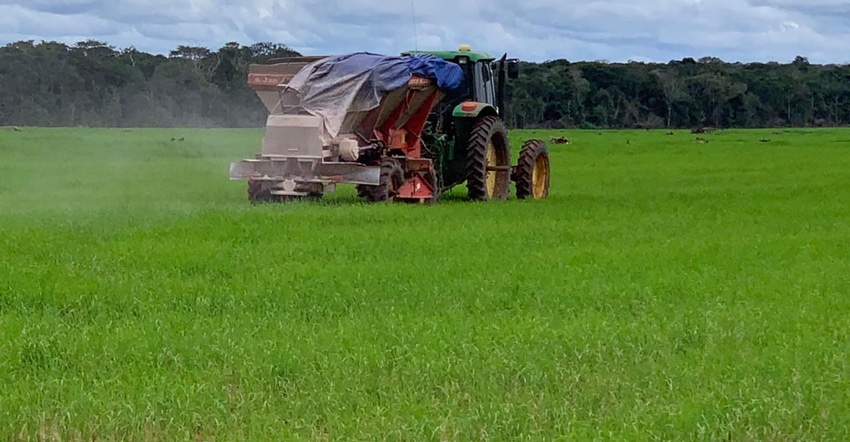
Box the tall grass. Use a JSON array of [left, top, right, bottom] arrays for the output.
[[1, 127, 848, 440]]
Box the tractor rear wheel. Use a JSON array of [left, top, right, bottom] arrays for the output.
[[514, 139, 551, 200], [465, 115, 511, 201], [359, 158, 404, 203]]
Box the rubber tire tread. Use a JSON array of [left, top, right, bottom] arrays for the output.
[[465, 115, 510, 201], [363, 158, 404, 202], [514, 139, 550, 200]]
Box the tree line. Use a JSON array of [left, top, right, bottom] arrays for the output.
[[0, 40, 300, 128], [507, 55, 850, 130], [2, 39, 849, 129]]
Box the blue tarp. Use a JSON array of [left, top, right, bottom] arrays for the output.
[[289, 52, 463, 93], [280, 52, 465, 139], [404, 54, 464, 91]]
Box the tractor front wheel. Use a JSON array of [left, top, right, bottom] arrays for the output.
[[465, 115, 511, 201], [514, 139, 551, 200]]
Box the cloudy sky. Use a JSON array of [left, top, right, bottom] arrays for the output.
[[1, 0, 848, 64]]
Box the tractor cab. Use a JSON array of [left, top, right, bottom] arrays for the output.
[[401, 45, 519, 118]]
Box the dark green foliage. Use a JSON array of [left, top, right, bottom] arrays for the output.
[[506, 56, 850, 129], [0, 40, 301, 128], [1, 39, 849, 129]]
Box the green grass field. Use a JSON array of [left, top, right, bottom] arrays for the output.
[[1, 126, 849, 441]]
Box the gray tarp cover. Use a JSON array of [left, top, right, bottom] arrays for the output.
[[280, 52, 463, 141]]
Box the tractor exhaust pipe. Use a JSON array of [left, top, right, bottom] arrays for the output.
[[497, 53, 507, 120]]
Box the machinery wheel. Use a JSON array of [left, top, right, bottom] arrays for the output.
[[465, 115, 511, 201], [248, 180, 282, 203], [356, 185, 370, 199], [360, 158, 404, 203], [514, 139, 551, 200]]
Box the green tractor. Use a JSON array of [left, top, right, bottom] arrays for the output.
[[230, 46, 550, 203], [403, 45, 551, 201]]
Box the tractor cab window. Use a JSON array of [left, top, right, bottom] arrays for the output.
[[476, 62, 496, 106]]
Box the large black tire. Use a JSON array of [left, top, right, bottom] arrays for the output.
[[465, 115, 511, 201], [359, 158, 404, 203], [514, 139, 551, 200]]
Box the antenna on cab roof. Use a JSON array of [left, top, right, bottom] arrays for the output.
[[411, 0, 419, 50]]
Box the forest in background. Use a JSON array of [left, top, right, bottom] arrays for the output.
[[2, 39, 849, 129]]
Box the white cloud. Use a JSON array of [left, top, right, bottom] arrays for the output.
[[1, 0, 849, 64]]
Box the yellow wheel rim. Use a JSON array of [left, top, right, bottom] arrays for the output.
[[485, 140, 498, 197], [531, 154, 549, 199]]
